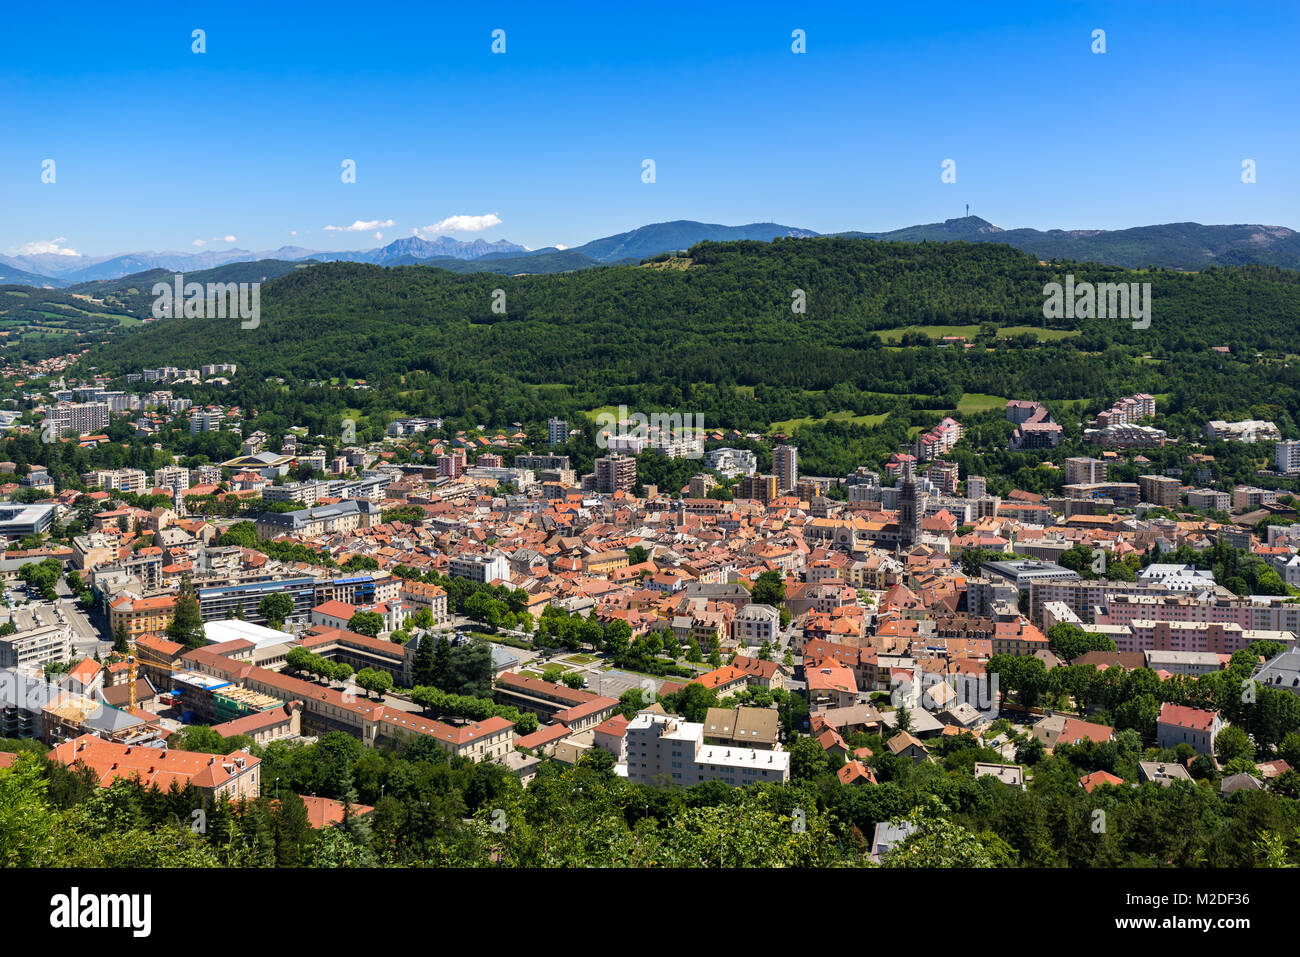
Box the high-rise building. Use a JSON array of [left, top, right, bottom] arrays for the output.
[[153, 465, 191, 495], [1277, 440, 1300, 476], [966, 475, 987, 500], [899, 480, 923, 546], [43, 401, 110, 437], [1065, 457, 1108, 485], [772, 445, 798, 493], [1139, 474, 1182, 508], [594, 453, 636, 494], [739, 474, 778, 503], [547, 417, 568, 446], [189, 409, 224, 434]]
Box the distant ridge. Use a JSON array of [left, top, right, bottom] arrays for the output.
[[5, 217, 1299, 284], [839, 216, 1300, 270]]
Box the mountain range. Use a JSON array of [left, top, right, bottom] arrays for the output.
[[5, 217, 1299, 287]]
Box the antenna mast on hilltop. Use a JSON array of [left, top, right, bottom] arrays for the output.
[[965, 204, 969, 217]]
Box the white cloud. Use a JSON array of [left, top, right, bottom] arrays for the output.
[[289, 230, 298, 237], [220, 234, 236, 243], [192, 239, 207, 247], [14, 237, 80, 257], [194, 234, 236, 246], [324, 219, 396, 232], [412, 213, 502, 237], [374, 232, 383, 241]]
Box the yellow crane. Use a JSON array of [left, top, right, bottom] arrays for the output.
[[124, 637, 187, 714]]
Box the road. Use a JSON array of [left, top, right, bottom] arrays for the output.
[[57, 597, 107, 656]]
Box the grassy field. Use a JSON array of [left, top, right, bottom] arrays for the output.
[[956, 393, 1009, 414], [876, 324, 1079, 342], [770, 410, 890, 433]]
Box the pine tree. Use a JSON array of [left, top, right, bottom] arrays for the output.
[[274, 790, 312, 866], [412, 633, 437, 687], [166, 576, 207, 649], [432, 634, 452, 688]]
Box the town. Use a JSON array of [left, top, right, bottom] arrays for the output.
[[2, 368, 1299, 868]]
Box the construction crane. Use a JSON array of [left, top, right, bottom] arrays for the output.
[[124, 637, 187, 714]]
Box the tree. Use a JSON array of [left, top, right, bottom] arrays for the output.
[[356, 667, 394, 700], [668, 683, 718, 723], [273, 789, 313, 867], [166, 577, 206, 649], [1215, 725, 1254, 765], [444, 640, 493, 698], [617, 687, 652, 719], [347, 611, 385, 638], [751, 570, 785, 607], [412, 633, 437, 687], [789, 737, 830, 781], [578, 747, 615, 777], [258, 593, 294, 630]]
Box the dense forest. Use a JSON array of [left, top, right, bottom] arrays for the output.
[[0, 235, 1287, 480]]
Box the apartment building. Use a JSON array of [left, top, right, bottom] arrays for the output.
[[624, 711, 790, 787], [772, 445, 799, 492], [44, 400, 110, 437], [594, 453, 637, 494], [153, 465, 191, 495], [1187, 488, 1230, 512], [547, 417, 568, 446], [0, 623, 73, 670], [1233, 486, 1278, 512], [83, 468, 148, 494], [108, 593, 178, 640], [1139, 474, 1181, 508], [1276, 440, 1300, 476], [1006, 400, 1062, 450], [739, 474, 779, 503], [730, 603, 780, 645], [1065, 457, 1108, 485], [448, 553, 511, 584], [1205, 419, 1280, 443], [189, 409, 225, 434], [400, 580, 449, 624]]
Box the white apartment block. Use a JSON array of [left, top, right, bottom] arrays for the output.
[[44, 401, 110, 437], [1277, 440, 1300, 476], [625, 712, 790, 787], [83, 468, 148, 494], [448, 553, 511, 585], [153, 465, 191, 494], [705, 447, 757, 476], [0, 623, 73, 670]]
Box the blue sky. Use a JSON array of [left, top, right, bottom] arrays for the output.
[[2, 0, 1296, 258]]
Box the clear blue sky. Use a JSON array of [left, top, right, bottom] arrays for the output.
[[2, 0, 1296, 257]]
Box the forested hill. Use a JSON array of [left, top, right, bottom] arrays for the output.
[[70, 236, 1300, 459], [843, 218, 1300, 271]]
